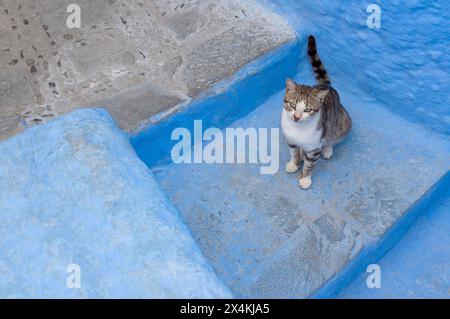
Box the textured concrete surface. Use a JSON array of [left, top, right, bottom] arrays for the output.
[[0, 109, 232, 298], [340, 192, 450, 299], [0, 0, 294, 140], [150, 65, 450, 298]]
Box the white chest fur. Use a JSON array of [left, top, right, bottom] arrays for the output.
[[281, 109, 323, 151]]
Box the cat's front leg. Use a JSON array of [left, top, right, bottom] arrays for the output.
[[299, 148, 321, 189], [286, 144, 301, 173], [322, 145, 333, 160]]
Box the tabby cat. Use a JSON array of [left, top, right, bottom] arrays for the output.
[[281, 35, 352, 189]]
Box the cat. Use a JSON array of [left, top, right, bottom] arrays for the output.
[[281, 35, 352, 190]]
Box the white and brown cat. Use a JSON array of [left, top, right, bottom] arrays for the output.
[[281, 35, 352, 189]]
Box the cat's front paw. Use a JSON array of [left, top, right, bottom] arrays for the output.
[[299, 176, 312, 189], [286, 161, 300, 173], [322, 146, 333, 160]]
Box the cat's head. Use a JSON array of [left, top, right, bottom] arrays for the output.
[[284, 79, 328, 122]]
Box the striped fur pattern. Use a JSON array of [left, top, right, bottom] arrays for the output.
[[307, 35, 331, 85], [281, 35, 352, 190]]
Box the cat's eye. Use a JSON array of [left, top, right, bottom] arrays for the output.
[[284, 100, 296, 109], [304, 108, 313, 113]]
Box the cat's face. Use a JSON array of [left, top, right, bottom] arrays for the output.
[[284, 79, 328, 122]]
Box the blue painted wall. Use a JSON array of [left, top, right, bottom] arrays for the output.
[[259, 0, 450, 138]]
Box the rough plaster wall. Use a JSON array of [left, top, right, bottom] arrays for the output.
[[259, 0, 450, 138]]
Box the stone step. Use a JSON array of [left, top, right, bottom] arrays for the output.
[[0, 109, 232, 298], [339, 172, 450, 298], [0, 0, 294, 141], [149, 63, 450, 298]]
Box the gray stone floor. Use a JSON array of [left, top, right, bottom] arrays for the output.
[[0, 0, 294, 141]]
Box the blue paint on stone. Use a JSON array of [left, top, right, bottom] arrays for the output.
[[130, 38, 303, 167], [131, 0, 450, 297], [133, 44, 450, 297], [258, 0, 450, 138], [314, 172, 450, 298], [338, 172, 450, 298], [1, 0, 449, 298], [0, 109, 231, 298]]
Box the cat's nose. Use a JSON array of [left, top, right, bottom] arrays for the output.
[[293, 114, 300, 121]]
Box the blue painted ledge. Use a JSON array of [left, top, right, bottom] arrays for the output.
[[130, 37, 303, 167], [312, 171, 450, 298], [0, 109, 231, 298], [130, 33, 450, 298]]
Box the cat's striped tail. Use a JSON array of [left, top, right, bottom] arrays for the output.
[[307, 35, 331, 85]]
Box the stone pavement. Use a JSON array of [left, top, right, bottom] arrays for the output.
[[0, 0, 294, 140]]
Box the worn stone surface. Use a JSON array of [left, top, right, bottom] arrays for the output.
[[0, 67, 35, 137], [340, 190, 450, 298], [79, 82, 185, 133], [0, 67, 35, 108], [0, 0, 294, 140]]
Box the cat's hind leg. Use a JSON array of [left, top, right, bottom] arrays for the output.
[[286, 144, 301, 173], [322, 145, 333, 160]]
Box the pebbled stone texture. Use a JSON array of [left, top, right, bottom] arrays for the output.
[[0, 0, 295, 140]]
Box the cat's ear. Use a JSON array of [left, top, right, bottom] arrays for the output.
[[286, 79, 297, 92], [313, 88, 329, 101]]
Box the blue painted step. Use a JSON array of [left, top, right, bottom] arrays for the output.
[[134, 48, 450, 297], [0, 109, 232, 298], [339, 173, 450, 299]]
